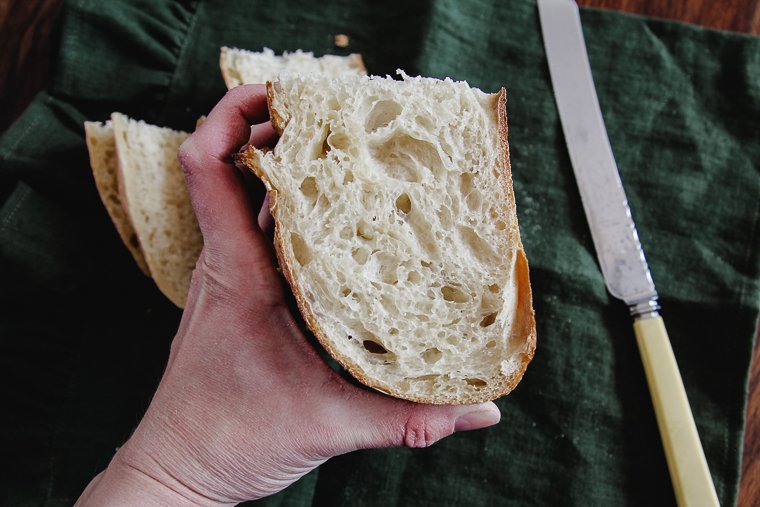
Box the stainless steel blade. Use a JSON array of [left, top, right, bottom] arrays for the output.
[[537, 0, 658, 314]]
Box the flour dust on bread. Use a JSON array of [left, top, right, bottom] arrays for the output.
[[219, 47, 366, 89], [238, 73, 536, 404], [111, 113, 201, 308], [84, 120, 150, 276]]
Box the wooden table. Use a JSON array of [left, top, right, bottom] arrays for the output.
[[1, 0, 759, 504]]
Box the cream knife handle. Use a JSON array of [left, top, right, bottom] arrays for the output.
[[634, 316, 720, 507]]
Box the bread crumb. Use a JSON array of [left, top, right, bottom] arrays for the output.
[[334, 34, 349, 48]]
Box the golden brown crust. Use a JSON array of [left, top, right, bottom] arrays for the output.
[[237, 82, 536, 405], [266, 81, 288, 135], [488, 87, 537, 399], [507, 249, 538, 389]]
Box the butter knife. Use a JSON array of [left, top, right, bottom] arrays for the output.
[[536, 1, 720, 504]]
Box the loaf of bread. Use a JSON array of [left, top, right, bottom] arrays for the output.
[[111, 113, 201, 308], [237, 73, 536, 404], [219, 47, 366, 89]]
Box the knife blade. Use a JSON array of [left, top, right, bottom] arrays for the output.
[[536, 1, 720, 505]]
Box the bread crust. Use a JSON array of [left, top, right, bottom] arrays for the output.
[[266, 81, 288, 135], [84, 121, 151, 276], [219, 46, 237, 89], [237, 81, 536, 404], [493, 87, 537, 397]]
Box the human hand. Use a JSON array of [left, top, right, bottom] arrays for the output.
[[76, 84, 501, 506]]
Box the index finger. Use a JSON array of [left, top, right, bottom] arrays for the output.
[[178, 85, 271, 250]]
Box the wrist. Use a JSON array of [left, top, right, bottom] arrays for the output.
[[75, 446, 233, 507]]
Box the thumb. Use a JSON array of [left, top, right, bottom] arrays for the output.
[[325, 391, 501, 453]]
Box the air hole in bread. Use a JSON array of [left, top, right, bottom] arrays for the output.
[[351, 247, 369, 265], [415, 114, 435, 131], [318, 124, 332, 159], [395, 192, 412, 214], [341, 287, 351, 297], [465, 378, 488, 388], [389, 327, 399, 335], [370, 133, 443, 183], [466, 189, 482, 211], [357, 222, 374, 240], [407, 270, 422, 283], [442, 285, 469, 303], [376, 254, 399, 284], [299, 176, 318, 204], [437, 206, 452, 228], [460, 172, 474, 196], [421, 260, 432, 268], [486, 340, 497, 349], [329, 132, 350, 151], [339, 226, 353, 240], [291, 233, 312, 266], [363, 339, 389, 354], [421, 347, 443, 364], [458, 226, 498, 264], [489, 283, 500, 293], [365, 99, 403, 133], [480, 312, 498, 327], [495, 220, 507, 231], [327, 97, 340, 110], [370, 154, 419, 182], [343, 170, 354, 184]]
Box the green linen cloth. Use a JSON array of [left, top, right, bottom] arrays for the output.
[[1, 0, 758, 505]]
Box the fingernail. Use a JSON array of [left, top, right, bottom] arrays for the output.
[[454, 405, 501, 432]]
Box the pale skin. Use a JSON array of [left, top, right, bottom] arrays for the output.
[[76, 84, 501, 506]]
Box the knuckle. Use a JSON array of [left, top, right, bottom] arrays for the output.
[[403, 411, 443, 449], [176, 138, 198, 178]]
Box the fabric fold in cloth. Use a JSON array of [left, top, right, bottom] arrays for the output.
[[1, 0, 758, 505]]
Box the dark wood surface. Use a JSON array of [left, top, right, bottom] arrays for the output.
[[1, 0, 759, 504], [579, 0, 760, 34]]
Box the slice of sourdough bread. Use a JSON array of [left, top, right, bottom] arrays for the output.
[[84, 120, 150, 276], [237, 73, 536, 404], [219, 47, 366, 89], [111, 113, 201, 308]]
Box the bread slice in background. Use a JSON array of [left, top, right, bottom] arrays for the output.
[[219, 46, 366, 89], [84, 120, 150, 276], [238, 73, 536, 404], [111, 113, 201, 308]]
